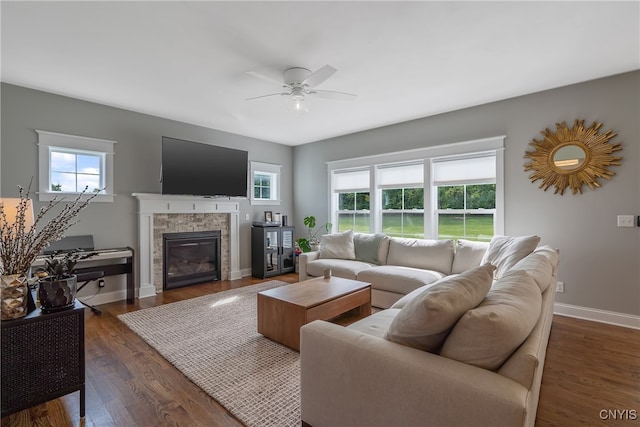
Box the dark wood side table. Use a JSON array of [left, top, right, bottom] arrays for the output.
[[1, 300, 86, 418]]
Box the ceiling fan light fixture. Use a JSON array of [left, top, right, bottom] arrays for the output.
[[291, 97, 309, 113]]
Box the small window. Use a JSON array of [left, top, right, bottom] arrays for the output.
[[250, 161, 281, 205], [37, 130, 116, 202]]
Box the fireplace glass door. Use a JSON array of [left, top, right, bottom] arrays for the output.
[[163, 231, 221, 290]]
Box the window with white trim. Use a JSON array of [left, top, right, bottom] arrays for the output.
[[333, 169, 370, 233], [433, 154, 496, 242], [250, 161, 281, 205], [378, 163, 424, 238], [328, 136, 504, 239], [37, 130, 116, 202]]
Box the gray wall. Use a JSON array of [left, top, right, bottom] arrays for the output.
[[293, 71, 640, 316], [1, 83, 293, 274]]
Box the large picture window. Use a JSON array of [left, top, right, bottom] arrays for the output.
[[328, 136, 504, 239]]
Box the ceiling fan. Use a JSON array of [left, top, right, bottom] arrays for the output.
[[245, 65, 356, 111]]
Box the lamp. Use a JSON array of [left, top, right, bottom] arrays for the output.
[[290, 87, 309, 113], [0, 198, 35, 231]]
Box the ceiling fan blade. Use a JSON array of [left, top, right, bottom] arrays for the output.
[[312, 89, 357, 100], [245, 92, 287, 101], [303, 65, 337, 88], [246, 71, 289, 88]]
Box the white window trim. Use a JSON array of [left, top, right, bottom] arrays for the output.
[[250, 161, 281, 205], [327, 136, 505, 237], [36, 130, 116, 202]]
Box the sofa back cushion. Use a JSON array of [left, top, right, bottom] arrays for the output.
[[480, 235, 540, 279], [451, 239, 490, 274], [319, 229, 356, 260], [353, 233, 389, 265], [440, 269, 542, 370], [384, 263, 495, 352], [386, 237, 455, 274], [510, 246, 558, 292]]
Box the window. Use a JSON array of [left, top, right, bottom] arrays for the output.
[[378, 163, 424, 238], [37, 130, 116, 202], [250, 161, 281, 205], [327, 136, 504, 239], [332, 169, 370, 232], [433, 155, 496, 242]]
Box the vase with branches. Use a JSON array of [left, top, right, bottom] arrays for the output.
[[0, 181, 97, 318]]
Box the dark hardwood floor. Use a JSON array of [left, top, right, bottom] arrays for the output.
[[2, 274, 639, 427]]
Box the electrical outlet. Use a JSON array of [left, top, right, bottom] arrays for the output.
[[245, 214, 250, 221], [556, 281, 564, 293], [98, 279, 105, 288], [617, 215, 635, 227]]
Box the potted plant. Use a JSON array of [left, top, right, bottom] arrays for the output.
[[0, 181, 97, 318], [296, 215, 332, 252], [35, 251, 96, 312]]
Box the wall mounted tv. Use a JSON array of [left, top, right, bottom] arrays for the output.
[[161, 136, 248, 198]]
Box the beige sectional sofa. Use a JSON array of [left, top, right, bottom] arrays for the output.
[[299, 231, 492, 308], [300, 233, 559, 427]]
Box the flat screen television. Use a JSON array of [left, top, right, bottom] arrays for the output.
[[161, 136, 248, 197]]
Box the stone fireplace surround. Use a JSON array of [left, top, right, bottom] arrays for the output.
[[133, 193, 241, 299]]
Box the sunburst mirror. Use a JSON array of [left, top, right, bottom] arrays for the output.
[[524, 120, 622, 195]]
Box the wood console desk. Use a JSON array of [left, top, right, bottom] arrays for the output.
[[33, 247, 135, 304]]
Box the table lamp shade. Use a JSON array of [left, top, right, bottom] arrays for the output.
[[0, 198, 35, 231]]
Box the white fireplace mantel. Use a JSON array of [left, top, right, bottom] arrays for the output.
[[132, 193, 241, 299]]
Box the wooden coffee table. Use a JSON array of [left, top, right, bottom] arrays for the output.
[[257, 276, 371, 351]]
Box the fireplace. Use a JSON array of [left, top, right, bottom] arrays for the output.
[[163, 231, 221, 290]]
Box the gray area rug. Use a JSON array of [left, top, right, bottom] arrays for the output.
[[118, 281, 300, 427]]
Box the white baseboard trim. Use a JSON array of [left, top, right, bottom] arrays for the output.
[[138, 283, 157, 299], [554, 303, 640, 330], [240, 268, 252, 278], [77, 289, 127, 307]]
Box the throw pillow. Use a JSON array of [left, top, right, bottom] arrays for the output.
[[319, 229, 356, 260], [386, 238, 455, 275], [440, 270, 542, 370], [353, 233, 387, 264], [451, 239, 490, 274], [480, 235, 541, 279], [384, 263, 496, 352]]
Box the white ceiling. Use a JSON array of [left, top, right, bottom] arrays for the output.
[[2, 1, 639, 146]]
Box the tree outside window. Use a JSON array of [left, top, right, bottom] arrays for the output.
[[382, 187, 424, 238], [437, 183, 495, 242], [337, 191, 370, 232]]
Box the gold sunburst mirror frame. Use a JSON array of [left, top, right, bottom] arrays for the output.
[[524, 120, 622, 195]]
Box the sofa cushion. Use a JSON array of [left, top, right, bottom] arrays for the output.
[[384, 263, 495, 352], [357, 266, 445, 296], [319, 229, 355, 260], [480, 235, 540, 279], [306, 259, 373, 280], [386, 238, 455, 275], [510, 247, 558, 292], [440, 269, 542, 370], [353, 233, 388, 265], [451, 239, 490, 274], [390, 281, 440, 310], [347, 309, 400, 338]]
